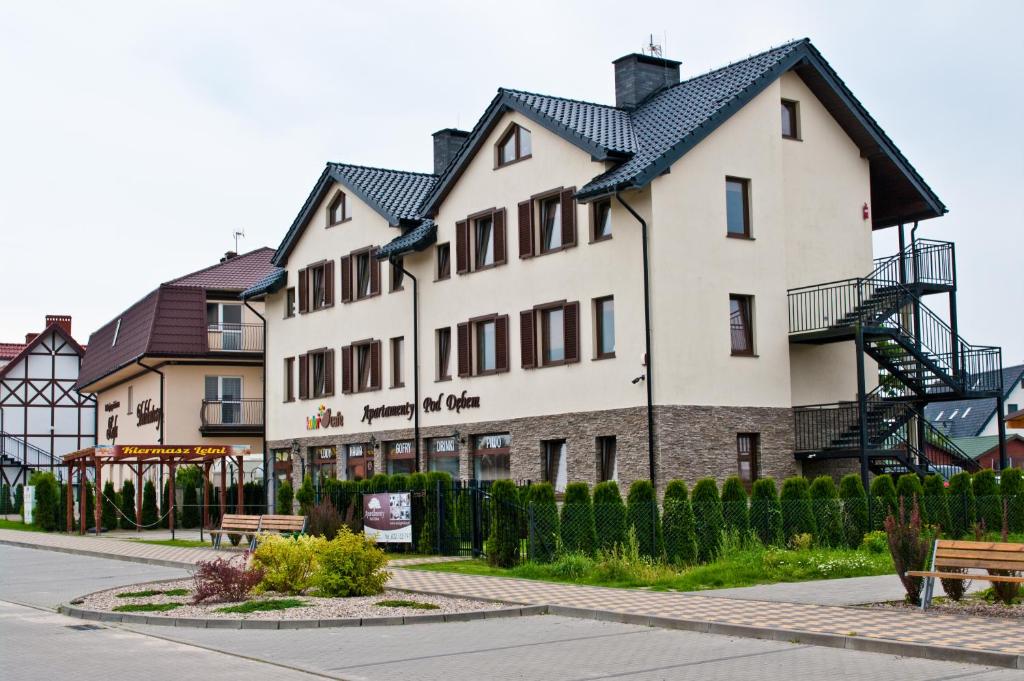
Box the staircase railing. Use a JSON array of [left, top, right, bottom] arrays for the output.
[[0, 431, 60, 470], [794, 385, 913, 453], [872, 238, 955, 289]]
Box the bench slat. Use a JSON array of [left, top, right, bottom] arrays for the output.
[[935, 548, 1024, 562], [935, 557, 1024, 571], [937, 540, 1024, 552], [907, 570, 1024, 583]]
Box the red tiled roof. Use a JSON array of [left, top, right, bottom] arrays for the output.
[[168, 247, 277, 290], [0, 343, 26, 360], [0, 322, 86, 380]]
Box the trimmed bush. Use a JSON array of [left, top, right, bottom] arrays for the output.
[[720, 476, 749, 536], [946, 472, 975, 538], [896, 473, 924, 504], [527, 482, 559, 563], [838, 474, 868, 548], [884, 498, 931, 605], [592, 481, 626, 553], [972, 469, 1001, 532], [30, 472, 60, 531], [192, 554, 264, 603], [276, 480, 294, 515], [295, 474, 315, 516], [808, 476, 843, 547], [161, 480, 178, 527], [14, 484, 24, 515], [370, 473, 390, 493], [780, 476, 815, 543], [486, 480, 521, 567], [869, 474, 897, 530], [101, 481, 118, 531], [314, 527, 390, 597], [119, 480, 136, 529], [922, 474, 951, 532], [560, 482, 596, 556], [181, 484, 200, 528], [625, 480, 662, 559], [141, 480, 158, 526], [388, 473, 410, 492], [1000, 467, 1024, 533], [252, 534, 325, 595], [662, 480, 697, 565], [419, 471, 456, 554], [750, 478, 783, 546], [308, 499, 343, 539], [691, 478, 723, 562]]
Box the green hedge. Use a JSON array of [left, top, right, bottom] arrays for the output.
[[593, 481, 626, 553], [869, 474, 897, 529], [780, 477, 815, 543], [691, 478, 723, 562], [276, 480, 294, 515], [808, 476, 842, 547], [560, 482, 596, 556], [527, 483, 558, 562], [972, 469, 1001, 532], [838, 474, 868, 548], [720, 476, 749, 536], [750, 478, 782, 546], [141, 480, 157, 526], [922, 474, 951, 532], [1001, 468, 1024, 533], [626, 480, 662, 559], [120, 480, 137, 529], [486, 480, 521, 567], [101, 481, 118, 531], [946, 472, 975, 538], [662, 480, 696, 565]]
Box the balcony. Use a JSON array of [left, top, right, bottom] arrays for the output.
[[200, 398, 264, 436], [206, 323, 263, 353]]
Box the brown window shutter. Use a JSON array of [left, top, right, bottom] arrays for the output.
[[519, 310, 536, 368], [518, 201, 533, 258], [324, 260, 335, 306], [560, 189, 576, 247], [455, 220, 469, 273], [340, 256, 352, 303], [370, 340, 381, 389], [298, 353, 309, 399], [493, 208, 506, 264], [341, 345, 353, 394], [297, 269, 309, 313], [495, 314, 509, 372], [324, 349, 335, 395], [369, 250, 381, 296], [564, 301, 580, 363], [456, 322, 471, 377]]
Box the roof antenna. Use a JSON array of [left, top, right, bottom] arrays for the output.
[[233, 228, 246, 253], [645, 34, 663, 58]]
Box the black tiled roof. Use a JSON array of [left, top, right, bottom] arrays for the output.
[[376, 220, 437, 260], [327, 164, 436, 223], [924, 365, 1024, 438], [504, 90, 636, 155], [241, 268, 287, 300]]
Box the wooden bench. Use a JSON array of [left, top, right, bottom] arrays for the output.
[[908, 539, 1024, 609], [258, 514, 307, 538], [209, 513, 262, 551]]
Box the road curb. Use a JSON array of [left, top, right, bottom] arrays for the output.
[[0, 538, 197, 569]]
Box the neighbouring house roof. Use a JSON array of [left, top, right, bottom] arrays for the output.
[[946, 434, 1024, 460], [0, 322, 86, 381], [0, 343, 26, 361], [924, 364, 1024, 438], [168, 247, 277, 291]]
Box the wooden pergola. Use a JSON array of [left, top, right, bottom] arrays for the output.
[[62, 444, 251, 535]]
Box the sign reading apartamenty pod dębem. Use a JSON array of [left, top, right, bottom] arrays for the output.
[[362, 492, 412, 543]]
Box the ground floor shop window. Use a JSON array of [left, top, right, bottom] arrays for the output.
[[737, 433, 760, 487], [473, 433, 511, 481], [345, 442, 373, 480], [597, 436, 617, 482], [385, 439, 415, 475], [542, 439, 567, 493], [428, 436, 460, 477], [310, 446, 337, 494]]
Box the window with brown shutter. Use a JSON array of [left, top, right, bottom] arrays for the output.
[[298, 269, 309, 313], [350, 340, 381, 393], [493, 208, 506, 264], [390, 258, 405, 292], [369, 339, 381, 389], [436, 243, 451, 280], [298, 353, 309, 399], [340, 256, 353, 303], [520, 309, 536, 368], [455, 221, 469, 274], [323, 260, 335, 306], [369, 249, 381, 296], [323, 349, 335, 395], [436, 327, 452, 380], [390, 336, 404, 388], [531, 300, 580, 367], [530, 187, 577, 256], [341, 345, 353, 394], [495, 315, 509, 372], [307, 348, 331, 398], [308, 261, 330, 310], [285, 288, 296, 318], [457, 322, 471, 377], [284, 357, 295, 402], [518, 200, 533, 258], [560, 188, 576, 247]]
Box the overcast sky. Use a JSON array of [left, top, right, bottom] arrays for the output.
[[1, 0, 1021, 362]]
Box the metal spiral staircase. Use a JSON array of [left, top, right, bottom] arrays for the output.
[[788, 239, 1003, 478]]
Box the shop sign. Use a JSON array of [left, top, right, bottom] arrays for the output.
[[362, 493, 412, 543], [103, 401, 120, 413], [347, 443, 366, 458], [316, 448, 336, 460], [361, 401, 415, 425], [98, 444, 252, 459], [475, 434, 511, 450], [307, 404, 344, 431], [390, 441, 413, 455], [136, 399, 161, 427], [432, 437, 458, 454], [422, 390, 481, 414], [105, 414, 118, 441]]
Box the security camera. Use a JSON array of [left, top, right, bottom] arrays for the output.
[[631, 375, 646, 384]]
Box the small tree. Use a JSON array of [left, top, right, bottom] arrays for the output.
[[180, 484, 200, 528], [869, 474, 898, 530], [720, 476, 749, 536], [662, 480, 697, 565], [884, 497, 932, 605], [30, 472, 60, 531], [0, 483, 11, 514], [560, 482, 596, 556], [625, 480, 662, 559], [141, 480, 158, 526], [838, 474, 868, 548], [946, 472, 975, 538], [896, 473, 924, 505], [1000, 467, 1024, 533], [486, 479, 521, 567], [780, 477, 816, 543], [808, 476, 843, 547], [750, 478, 783, 546], [922, 474, 951, 532], [276, 480, 294, 514], [972, 469, 1001, 533], [527, 482, 559, 562], [691, 478, 724, 562], [295, 474, 315, 516], [14, 484, 24, 515], [592, 480, 626, 553], [119, 480, 137, 529], [101, 481, 118, 531]]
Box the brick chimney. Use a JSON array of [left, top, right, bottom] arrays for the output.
[[613, 53, 681, 110], [432, 128, 470, 176], [45, 314, 72, 336], [25, 333, 38, 344], [220, 251, 237, 263]]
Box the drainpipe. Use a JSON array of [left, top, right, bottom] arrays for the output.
[[244, 301, 269, 511], [389, 258, 421, 472], [615, 193, 656, 487]]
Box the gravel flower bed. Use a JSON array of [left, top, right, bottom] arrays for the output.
[[868, 598, 1023, 620], [80, 579, 504, 620]]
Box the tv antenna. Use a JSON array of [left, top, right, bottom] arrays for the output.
[[233, 228, 246, 252], [645, 34, 663, 58]]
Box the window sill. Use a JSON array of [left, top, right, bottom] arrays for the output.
[[731, 351, 759, 358], [593, 352, 616, 361], [726, 233, 755, 241], [390, 286, 405, 294], [494, 154, 532, 170], [391, 383, 405, 389], [434, 276, 451, 283], [468, 261, 505, 274], [589, 234, 613, 244], [327, 217, 353, 228], [537, 243, 577, 257], [782, 135, 802, 142], [435, 376, 453, 383]]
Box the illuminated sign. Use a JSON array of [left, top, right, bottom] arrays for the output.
[[306, 404, 343, 431]]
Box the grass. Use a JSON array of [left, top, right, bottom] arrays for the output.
[[217, 598, 307, 614], [375, 599, 440, 610], [115, 588, 190, 598], [126, 538, 211, 548], [0, 519, 46, 532], [112, 602, 183, 613]]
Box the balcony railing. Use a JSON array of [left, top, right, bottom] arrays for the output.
[[200, 398, 264, 433], [206, 323, 263, 353]]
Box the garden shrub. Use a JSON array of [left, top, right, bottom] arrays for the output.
[[120, 480, 136, 529], [370, 473, 390, 493], [101, 480, 118, 531], [388, 473, 409, 492], [308, 499, 343, 539], [662, 480, 697, 565], [0, 483, 11, 514], [593, 481, 626, 553], [276, 480, 294, 515], [408, 472, 427, 549], [895, 474, 924, 519], [141, 480, 157, 526], [808, 476, 843, 547], [691, 478, 723, 563], [720, 476, 749, 536], [30, 472, 60, 531], [972, 469, 1001, 532], [1000, 467, 1024, 533], [780, 477, 815, 543], [940, 571, 970, 602], [922, 474, 951, 531], [869, 474, 897, 530], [625, 480, 662, 560], [527, 483, 559, 563], [419, 471, 456, 554], [859, 530, 888, 554], [252, 534, 326, 594], [883, 497, 931, 605], [295, 474, 315, 516], [547, 552, 595, 581], [181, 484, 200, 528], [788, 532, 813, 551], [946, 472, 975, 538], [749, 478, 783, 547], [14, 484, 24, 516], [838, 474, 868, 548], [486, 480, 521, 567], [560, 482, 596, 556], [192, 554, 264, 603], [313, 527, 390, 597]]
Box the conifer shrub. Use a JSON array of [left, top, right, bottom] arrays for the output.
[[780, 476, 815, 543], [691, 478, 723, 563], [57, 481, 68, 532], [838, 473, 868, 548], [662, 479, 697, 565], [407, 472, 427, 549], [418, 471, 456, 554], [161, 480, 179, 528], [869, 474, 897, 530], [141, 480, 158, 526], [972, 469, 1001, 532], [206, 481, 219, 526], [30, 472, 60, 531], [720, 476, 749, 536], [946, 472, 975, 538], [808, 475, 843, 547], [0, 483, 10, 514], [276, 480, 294, 515], [527, 482, 559, 562], [120, 480, 136, 529], [750, 478, 783, 547], [295, 474, 315, 516], [388, 473, 410, 492], [14, 483, 24, 516], [560, 482, 596, 556], [1000, 467, 1024, 533], [370, 473, 390, 493], [625, 480, 662, 559], [486, 479, 521, 567], [896, 473, 924, 504], [101, 481, 118, 531], [84, 481, 94, 530], [922, 474, 951, 532], [592, 480, 626, 553], [181, 484, 200, 528]]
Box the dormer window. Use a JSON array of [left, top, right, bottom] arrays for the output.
[[328, 191, 349, 226], [496, 124, 532, 167]]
